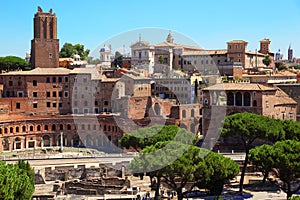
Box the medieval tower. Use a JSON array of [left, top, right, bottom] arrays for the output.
[[31, 6, 59, 68]]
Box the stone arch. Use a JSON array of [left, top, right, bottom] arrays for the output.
[[44, 124, 49, 131], [37, 125, 41, 131], [191, 109, 195, 117], [52, 124, 56, 131], [59, 124, 64, 130], [67, 124, 71, 130], [10, 127, 13, 133], [14, 137, 22, 150], [72, 134, 80, 147], [29, 125, 34, 132], [227, 92, 234, 106], [2, 138, 9, 151], [253, 100, 257, 107], [15, 126, 19, 133], [154, 103, 161, 115], [42, 135, 51, 147], [22, 126, 26, 132], [244, 92, 251, 106], [182, 110, 186, 118], [236, 92, 242, 106], [85, 134, 93, 147]]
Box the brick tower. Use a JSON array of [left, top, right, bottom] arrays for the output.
[[31, 6, 59, 68]]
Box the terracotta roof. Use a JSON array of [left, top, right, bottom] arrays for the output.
[[69, 67, 101, 80], [182, 49, 227, 56], [202, 83, 277, 91], [271, 88, 297, 105], [245, 51, 265, 56], [2, 67, 71, 75]]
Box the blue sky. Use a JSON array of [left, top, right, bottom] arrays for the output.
[[1, 0, 300, 58]]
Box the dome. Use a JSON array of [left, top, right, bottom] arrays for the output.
[[100, 45, 111, 53]]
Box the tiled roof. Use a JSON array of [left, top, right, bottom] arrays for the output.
[[182, 49, 227, 56], [2, 67, 71, 75], [272, 88, 297, 105], [69, 67, 102, 80], [202, 83, 277, 91]]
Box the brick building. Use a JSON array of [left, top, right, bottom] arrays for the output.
[[31, 7, 59, 69], [201, 83, 297, 138]]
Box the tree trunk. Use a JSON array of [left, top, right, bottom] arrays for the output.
[[239, 149, 249, 194], [286, 183, 292, 200], [177, 189, 184, 200], [262, 172, 268, 184], [154, 177, 160, 200]]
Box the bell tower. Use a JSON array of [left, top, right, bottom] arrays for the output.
[[31, 6, 59, 68]]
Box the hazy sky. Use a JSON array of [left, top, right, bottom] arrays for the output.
[[1, 0, 300, 58]]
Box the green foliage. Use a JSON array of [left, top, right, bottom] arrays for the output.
[[263, 54, 272, 67], [280, 120, 300, 141], [221, 112, 284, 193], [249, 144, 275, 183], [290, 196, 300, 200], [114, 51, 123, 68], [250, 140, 300, 199], [275, 62, 287, 70], [130, 143, 239, 200], [60, 42, 90, 60], [158, 55, 164, 64], [119, 125, 197, 151], [0, 160, 35, 199], [0, 56, 29, 72]]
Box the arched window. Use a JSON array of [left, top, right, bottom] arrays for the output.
[[236, 92, 242, 106], [191, 109, 195, 117], [227, 92, 234, 106], [22, 126, 26, 132], [16, 127, 19, 133], [44, 125, 48, 131], [52, 124, 56, 131], [37, 125, 41, 131], [182, 110, 186, 118], [4, 128, 8, 134], [60, 124, 64, 130], [10, 127, 13, 133], [30, 126, 34, 132], [43, 135, 51, 147], [67, 124, 71, 130], [0, 128, 3, 134], [244, 92, 251, 106], [253, 100, 257, 107]]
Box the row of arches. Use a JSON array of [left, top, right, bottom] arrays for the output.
[[1, 132, 120, 151], [0, 122, 122, 135]]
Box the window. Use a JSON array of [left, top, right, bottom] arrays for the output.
[[22, 126, 26, 132], [84, 101, 88, 106], [84, 108, 89, 114], [65, 77, 69, 82], [282, 112, 286, 120], [64, 91, 69, 98], [182, 110, 186, 118], [52, 77, 56, 83], [60, 124, 63, 130], [47, 92, 51, 97], [16, 127, 19, 132], [52, 124, 56, 131], [67, 124, 71, 130], [44, 125, 48, 131], [58, 77, 62, 83], [33, 80, 37, 86], [265, 101, 269, 108], [46, 102, 51, 107], [59, 102, 62, 108], [30, 126, 33, 131], [74, 101, 78, 106], [33, 102, 38, 108], [53, 102, 57, 107], [9, 81, 13, 86], [59, 91, 62, 97], [52, 91, 56, 97], [95, 101, 98, 106], [33, 92, 38, 98], [16, 102, 20, 109], [49, 53, 52, 58], [46, 77, 50, 83], [104, 101, 109, 106], [81, 124, 85, 130], [289, 112, 294, 120]]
